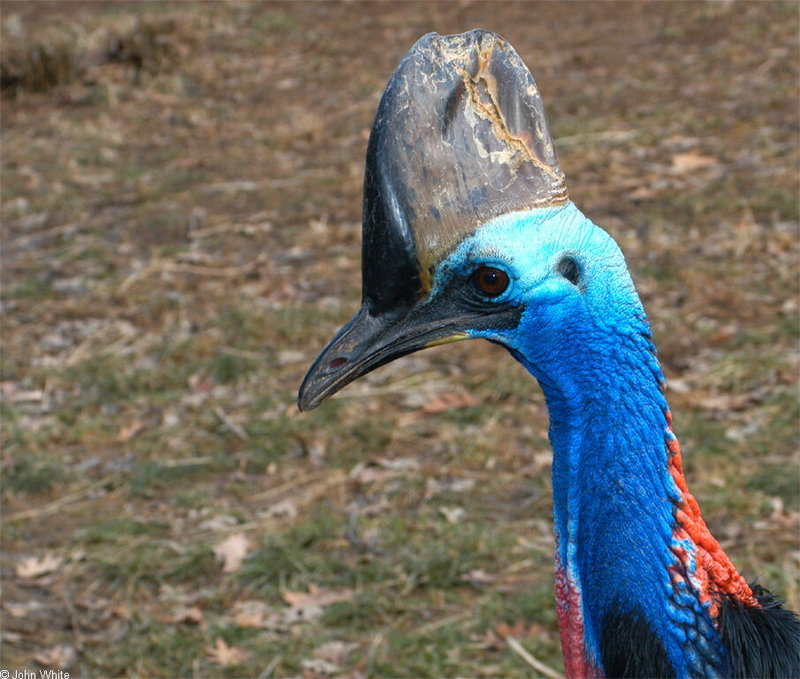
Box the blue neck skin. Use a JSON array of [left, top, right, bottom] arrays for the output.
[[446, 204, 719, 675], [512, 305, 686, 667]]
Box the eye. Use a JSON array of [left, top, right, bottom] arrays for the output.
[[472, 266, 509, 297], [556, 256, 580, 285]]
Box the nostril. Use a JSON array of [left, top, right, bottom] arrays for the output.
[[328, 356, 348, 370]]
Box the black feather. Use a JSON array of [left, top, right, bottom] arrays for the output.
[[719, 584, 800, 678], [600, 608, 675, 678]]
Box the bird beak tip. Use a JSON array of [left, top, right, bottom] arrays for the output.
[[297, 300, 481, 412]]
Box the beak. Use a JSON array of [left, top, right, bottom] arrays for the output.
[[297, 301, 471, 412]]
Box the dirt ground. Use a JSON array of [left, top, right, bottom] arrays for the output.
[[1, 2, 798, 677]]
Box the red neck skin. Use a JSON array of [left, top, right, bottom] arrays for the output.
[[555, 559, 603, 678], [665, 411, 757, 614]]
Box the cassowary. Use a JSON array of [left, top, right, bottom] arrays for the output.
[[298, 30, 799, 678]]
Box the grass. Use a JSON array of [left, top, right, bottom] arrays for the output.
[[4, 453, 66, 493], [1, 2, 798, 677]]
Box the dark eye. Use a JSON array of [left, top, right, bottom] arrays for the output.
[[472, 266, 509, 297], [557, 256, 580, 285]]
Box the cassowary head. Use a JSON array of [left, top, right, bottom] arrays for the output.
[[298, 29, 635, 412]]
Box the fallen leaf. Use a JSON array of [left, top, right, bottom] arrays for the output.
[[283, 601, 324, 623], [71, 171, 114, 187], [495, 620, 549, 640], [33, 644, 77, 668], [670, 151, 717, 173], [3, 600, 44, 617], [206, 638, 250, 666], [277, 349, 305, 365], [0, 382, 44, 402], [696, 392, 749, 412], [263, 499, 298, 519], [450, 477, 476, 492], [16, 554, 63, 579], [113, 604, 133, 620], [462, 569, 498, 585], [283, 584, 355, 608], [475, 627, 505, 651], [116, 419, 144, 443], [231, 600, 277, 628], [161, 606, 204, 625], [313, 640, 359, 664], [426, 477, 475, 497], [422, 391, 477, 414], [199, 514, 238, 531], [628, 185, 658, 200], [439, 505, 465, 524], [349, 462, 391, 484], [667, 378, 692, 394], [213, 533, 250, 573], [349, 456, 422, 483], [496, 621, 528, 638], [301, 657, 340, 675], [373, 456, 419, 470]]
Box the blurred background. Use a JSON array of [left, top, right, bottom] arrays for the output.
[[1, 2, 798, 677]]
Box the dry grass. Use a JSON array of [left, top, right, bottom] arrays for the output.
[[1, 2, 798, 677], [1, 8, 195, 96]]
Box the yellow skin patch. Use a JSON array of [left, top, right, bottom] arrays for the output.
[[424, 332, 470, 348]]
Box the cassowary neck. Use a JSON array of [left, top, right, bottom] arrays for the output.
[[517, 317, 755, 677]]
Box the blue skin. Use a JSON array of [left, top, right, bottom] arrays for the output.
[[431, 202, 722, 676]]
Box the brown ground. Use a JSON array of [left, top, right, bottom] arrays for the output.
[[1, 2, 798, 677]]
